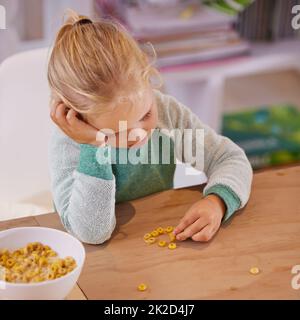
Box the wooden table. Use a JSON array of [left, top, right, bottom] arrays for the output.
[[1, 165, 300, 300]]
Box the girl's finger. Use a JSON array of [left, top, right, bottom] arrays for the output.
[[174, 210, 199, 235], [66, 108, 79, 126], [191, 224, 215, 242], [176, 217, 208, 241]]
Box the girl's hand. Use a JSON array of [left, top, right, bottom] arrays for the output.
[[50, 102, 106, 146], [174, 195, 226, 242]]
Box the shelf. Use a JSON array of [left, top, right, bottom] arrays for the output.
[[160, 39, 300, 82]]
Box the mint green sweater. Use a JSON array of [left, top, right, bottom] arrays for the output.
[[49, 89, 253, 244]]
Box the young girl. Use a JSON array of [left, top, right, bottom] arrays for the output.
[[48, 11, 252, 245]]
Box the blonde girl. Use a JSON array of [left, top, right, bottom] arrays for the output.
[[48, 10, 252, 244]]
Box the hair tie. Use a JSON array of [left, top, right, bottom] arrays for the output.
[[75, 18, 93, 26]]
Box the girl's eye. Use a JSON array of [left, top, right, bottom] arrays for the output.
[[141, 111, 151, 122]]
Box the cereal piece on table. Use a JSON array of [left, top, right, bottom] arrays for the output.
[[249, 267, 260, 275], [143, 233, 151, 240], [168, 243, 177, 250], [151, 230, 159, 237], [146, 237, 156, 245], [165, 226, 174, 233], [156, 227, 164, 234], [137, 283, 147, 291], [158, 240, 167, 247], [168, 232, 176, 242]]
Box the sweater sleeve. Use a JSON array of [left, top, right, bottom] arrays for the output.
[[155, 90, 253, 221], [48, 126, 116, 244]]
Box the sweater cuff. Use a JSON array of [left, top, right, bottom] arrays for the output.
[[77, 144, 113, 180], [204, 184, 241, 222]]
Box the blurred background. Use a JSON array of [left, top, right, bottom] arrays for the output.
[[0, 0, 300, 220]]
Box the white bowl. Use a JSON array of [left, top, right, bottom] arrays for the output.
[[0, 227, 85, 300]]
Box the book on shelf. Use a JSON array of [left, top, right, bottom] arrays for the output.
[[139, 27, 249, 68], [124, 3, 236, 38]]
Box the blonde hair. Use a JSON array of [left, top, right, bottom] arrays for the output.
[[47, 9, 163, 115]]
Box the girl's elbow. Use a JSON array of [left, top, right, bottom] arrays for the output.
[[66, 220, 116, 245]]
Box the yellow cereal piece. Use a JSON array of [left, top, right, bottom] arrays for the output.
[[67, 265, 76, 273], [168, 242, 177, 250], [137, 283, 147, 291], [0, 255, 8, 264], [58, 267, 67, 275], [64, 257, 76, 267], [47, 272, 56, 280], [151, 230, 159, 237], [165, 226, 174, 233], [168, 232, 176, 242], [249, 267, 260, 275], [156, 227, 164, 234], [143, 233, 151, 240], [5, 258, 15, 268], [12, 264, 24, 273], [32, 276, 45, 283], [26, 243, 34, 252], [158, 240, 167, 247], [38, 256, 47, 267], [146, 237, 156, 245], [50, 263, 59, 273], [47, 250, 57, 257]]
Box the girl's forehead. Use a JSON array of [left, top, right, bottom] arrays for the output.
[[95, 89, 154, 131]]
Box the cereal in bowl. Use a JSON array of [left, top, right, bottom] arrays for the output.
[[0, 243, 77, 283]]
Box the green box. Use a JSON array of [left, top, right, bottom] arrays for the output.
[[222, 105, 300, 168]]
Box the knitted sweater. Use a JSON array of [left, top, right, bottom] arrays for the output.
[[49, 89, 253, 244]]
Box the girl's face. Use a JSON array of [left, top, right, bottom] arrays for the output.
[[85, 88, 158, 148]]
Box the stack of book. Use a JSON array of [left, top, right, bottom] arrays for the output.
[[105, 1, 250, 69]]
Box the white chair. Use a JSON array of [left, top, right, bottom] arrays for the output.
[[0, 47, 54, 221]]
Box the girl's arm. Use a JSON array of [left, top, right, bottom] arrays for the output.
[[155, 89, 253, 222], [49, 126, 116, 244]]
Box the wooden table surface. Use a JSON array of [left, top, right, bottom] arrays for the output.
[[1, 165, 300, 300]]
